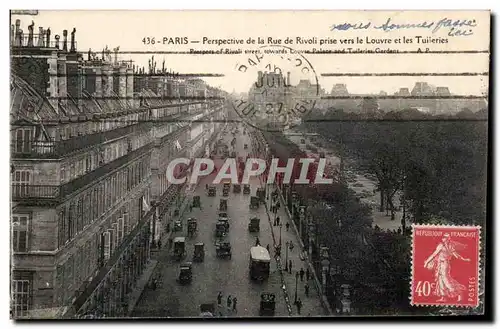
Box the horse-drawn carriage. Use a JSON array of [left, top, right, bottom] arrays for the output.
[[192, 195, 201, 208], [233, 184, 241, 193], [178, 262, 192, 285], [173, 237, 186, 261], [215, 220, 228, 238], [187, 218, 197, 237], [219, 199, 228, 211], [248, 217, 260, 232], [260, 293, 276, 316], [256, 188, 266, 203], [193, 242, 205, 262], [243, 184, 251, 194], [250, 196, 260, 209], [216, 241, 232, 259], [208, 186, 216, 197], [173, 220, 183, 232]]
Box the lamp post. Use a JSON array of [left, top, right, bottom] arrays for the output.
[[285, 241, 289, 271], [294, 271, 299, 304]]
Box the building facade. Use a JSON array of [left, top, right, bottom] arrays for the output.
[[10, 20, 225, 318]]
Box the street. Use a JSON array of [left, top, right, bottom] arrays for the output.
[[131, 124, 325, 317]]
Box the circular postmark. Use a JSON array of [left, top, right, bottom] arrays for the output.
[[231, 45, 319, 132]]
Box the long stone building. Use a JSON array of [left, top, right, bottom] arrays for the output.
[[10, 20, 225, 318]]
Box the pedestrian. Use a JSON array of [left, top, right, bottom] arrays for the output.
[[276, 216, 280, 226], [286, 222, 290, 231], [306, 267, 310, 281], [300, 268, 305, 281], [157, 239, 162, 250], [266, 244, 270, 252], [273, 215, 277, 226], [227, 295, 232, 310], [255, 237, 260, 246], [304, 283, 309, 297], [289, 240, 294, 251], [289, 260, 293, 273], [217, 292, 223, 307], [296, 298, 302, 314], [189, 204, 193, 212], [232, 296, 238, 312], [206, 184, 209, 190]]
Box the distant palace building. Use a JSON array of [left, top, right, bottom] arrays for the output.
[[324, 81, 487, 115], [247, 71, 323, 127]]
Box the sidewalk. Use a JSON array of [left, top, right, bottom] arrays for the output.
[[126, 260, 158, 316], [262, 185, 328, 317]]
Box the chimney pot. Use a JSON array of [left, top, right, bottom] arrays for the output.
[[37, 27, 44, 47], [54, 34, 60, 49], [27, 21, 35, 47], [19, 29, 24, 47], [70, 28, 76, 52], [46, 28, 51, 47], [62, 29, 68, 52]]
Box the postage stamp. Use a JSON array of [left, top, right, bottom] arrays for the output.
[[411, 225, 481, 308], [231, 45, 319, 132]]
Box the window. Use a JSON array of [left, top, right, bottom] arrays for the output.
[[58, 209, 66, 248], [70, 162, 75, 179], [118, 217, 124, 242], [123, 212, 129, 236], [112, 223, 118, 251], [12, 170, 31, 197], [11, 275, 32, 318], [103, 231, 111, 261], [60, 165, 66, 183], [92, 188, 98, 223], [76, 198, 83, 233], [14, 128, 32, 153], [68, 203, 75, 240], [12, 214, 29, 252], [66, 256, 74, 295]]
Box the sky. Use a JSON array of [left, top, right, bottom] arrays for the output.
[[11, 10, 490, 95]]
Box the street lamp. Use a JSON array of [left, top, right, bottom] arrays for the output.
[[285, 241, 289, 271], [294, 271, 299, 304]]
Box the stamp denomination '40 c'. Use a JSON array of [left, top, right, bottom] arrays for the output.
[[411, 225, 480, 308]]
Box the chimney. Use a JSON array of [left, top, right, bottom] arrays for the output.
[[37, 27, 44, 47], [94, 67, 103, 98], [258, 71, 263, 83], [57, 54, 68, 107], [62, 30, 68, 52], [102, 65, 113, 98], [119, 66, 127, 99], [19, 29, 24, 46], [126, 67, 134, 100], [70, 28, 76, 52], [46, 28, 51, 47], [27, 21, 34, 47], [287, 72, 291, 85], [14, 20, 21, 46], [54, 34, 60, 49], [47, 51, 59, 113]]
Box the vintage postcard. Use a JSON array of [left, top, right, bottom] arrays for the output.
[[9, 10, 489, 319]]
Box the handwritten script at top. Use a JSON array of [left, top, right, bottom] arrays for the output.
[[330, 17, 477, 37]]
